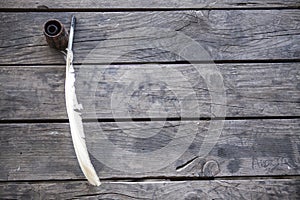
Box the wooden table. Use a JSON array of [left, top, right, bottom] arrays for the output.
[[0, 1, 300, 199]]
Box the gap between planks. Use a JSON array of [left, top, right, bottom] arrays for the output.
[[1, 7, 300, 12], [0, 59, 300, 67], [1, 175, 300, 184], [0, 0, 299, 11], [0, 116, 300, 124]]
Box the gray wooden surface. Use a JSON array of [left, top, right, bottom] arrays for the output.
[[1, 0, 299, 9], [0, 10, 299, 65], [0, 63, 299, 120], [0, 0, 299, 199], [1, 179, 299, 199], [1, 119, 299, 181]]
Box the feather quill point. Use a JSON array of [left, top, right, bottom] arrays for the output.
[[65, 16, 100, 186]]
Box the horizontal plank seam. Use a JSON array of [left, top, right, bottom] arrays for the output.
[[0, 59, 300, 67], [0, 116, 299, 124], [0, 7, 300, 13], [1, 175, 300, 184]]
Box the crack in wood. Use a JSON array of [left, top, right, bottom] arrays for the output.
[[176, 156, 199, 172]]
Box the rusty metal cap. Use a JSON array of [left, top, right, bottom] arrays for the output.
[[43, 19, 68, 51]]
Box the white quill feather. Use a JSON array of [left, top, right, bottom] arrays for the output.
[[65, 16, 100, 186]]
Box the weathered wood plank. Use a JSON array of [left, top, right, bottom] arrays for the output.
[[1, 0, 299, 9], [0, 179, 299, 199], [0, 10, 299, 64], [0, 119, 299, 181], [0, 63, 299, 120]]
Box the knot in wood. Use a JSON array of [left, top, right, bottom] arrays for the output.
[[202, 160, 220, 177]]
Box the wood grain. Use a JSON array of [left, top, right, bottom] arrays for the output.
[[1, 119, 299, 181], [0, 1, 299, 198], [1, 179, 299, 199], [1, 0, 299, 9], [0, 10, 299, 64], [1, 63, 299, 120]]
